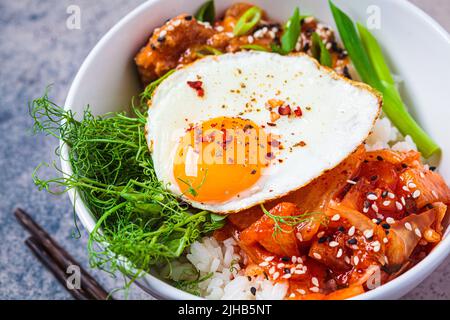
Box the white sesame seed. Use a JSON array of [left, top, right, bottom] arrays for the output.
[[247, 35, 254, 43], [353, 256, 359, 266], [408, 182, 417, 189], [367, 194, 378, 201], [336, 248, 343, 258], [329, 241, 339, 248], [371, 241, 380, 247], [215, 25, 224, 32], [383, 200, 391, 206], [296, 257, 304, 264], [432, 190, 438, 198], [289, 293, 296, 298], [412, 190, 421, 199], [282, 273, 292, 279], [269, 266, 275, 274], [159, 30, 167, 37], [384, 256, 389, 264], [331, 214, 340, 221], [296, 232, 303, 241], [167, 25, 174, 31], [372, 218, 378, 223], [347, 179, 357, 185], [173, 20, 181, 27], [420, 172, 425, 178], [297, 289, 306, 295], [313, 253, 322, 260], [344, 256, 351, 264], [388, 192, 395, 199], [395, 201, 403, 211], [317, 231, 325, 238], [273, 272, 280, 280], [310, 287, 320, 293], [326, 42, 332, 50], [371, 203, 379, 213], [277, 263, 285, 268], [292, 256, 297, 264], [383, 237, 389, 244], [295, 269, 306, 275], [265, 256, 275, 262], [386, 217, 395, 224], [373, 245, 381, 252], [259, 261, 269, 267], [404, 222, 413, 231], [311, 277, 319, 287], [401, 197, 406, 206], [363, 207, 369, 213], [364, 229, 374, 239], [268, 31, 276, 39], [348, 226, 356, 237], [402, 186, 410, 192], [415, 228, 422, 237]]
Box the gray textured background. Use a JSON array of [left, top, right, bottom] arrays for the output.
[[0, 0, 449, 300]]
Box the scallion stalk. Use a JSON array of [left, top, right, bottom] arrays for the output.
[[233, 6, 262, 36]]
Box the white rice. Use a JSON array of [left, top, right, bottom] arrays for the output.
[[187, 116, 416, 300]]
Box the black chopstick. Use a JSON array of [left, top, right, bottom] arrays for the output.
[[15, 208, 111, 300], [25, 237, 91, 300]]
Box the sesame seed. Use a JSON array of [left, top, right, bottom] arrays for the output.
[[159, 30, 167, 37], [386, 217, 395, 224], [250, 287, 257, 295], [353, 256, 359, 266], [347, 179, 357, 185], [259, 261, 269, 267], [420, 172, 425, 178], [297, 289, 306, 295], [282, 273, 292, 279], [388, 192, 395, 199], [295, 269, 306, 275], [373, 245, 380, 253], [277, 263, 285, 268], [269, 266, 275, 274], [383, 200, 391, 206], [367, 193, 378, 201], [312, 277, 319, 287], [173, 20, 181, 27], [317, 231, 325, 238], [401, 197, 406, 205], [329, 241, 339, 248], [265, 256, 275, 262], [371, 203, 379, 213], [432, 190, 438, 198], [292, 256, 297, 264], [408, 182, 417, 189], [273, 272, 280, 280], [344, 256, 351, 264], [395, 201, 403, 210], [364, 229, 374, 239], [336, 248, 343, 258], [247, 35, 254, 44], [415, 228, 422, 237], [297, 257, 304, 264], [412, 190, 421, 199], [404, 222, 413, 231], [348, 226, 356, 236], [289, 293, 296, 298], [331, 214, 340, 221], [383, 237, 389, 244], [363, 207, 369, 213], [372, 218, 379, 224], [313, 253, 322, 260], [402, 186, 410, 192], [310, 287, 320, 293], [215, 25, 224, 32], [167, 25, 174, 31]]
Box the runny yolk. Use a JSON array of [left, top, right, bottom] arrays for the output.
[[173, 117, 274, 203]]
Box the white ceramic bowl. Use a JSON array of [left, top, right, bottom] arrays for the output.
[[63, 0, 450, 300]]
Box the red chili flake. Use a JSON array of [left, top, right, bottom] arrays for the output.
[[294, 107, 303, 117], [187, 81, 204, 97], [278, 105, 292, 116], [266, 152, 275, 160]]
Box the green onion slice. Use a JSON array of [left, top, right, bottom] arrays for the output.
[[195, 45, 223, 58], [281, 7, 301, 53], [240, 44, 270, 52], [311, 32, 332, 67], [195, 0, 215, 23], [233, 6, 262, 36]]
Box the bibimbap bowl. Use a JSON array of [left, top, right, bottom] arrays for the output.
[[62, 0, 450, 299]]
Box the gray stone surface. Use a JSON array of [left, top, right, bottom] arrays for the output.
[[0, 0, 448, 300]]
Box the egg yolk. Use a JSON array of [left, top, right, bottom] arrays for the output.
[[173, 117, 274, 203]]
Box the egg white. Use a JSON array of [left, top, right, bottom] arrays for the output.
[[146, 52, 381, 213]]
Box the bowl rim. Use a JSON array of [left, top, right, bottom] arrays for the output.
[[62, 0, 450, 300]]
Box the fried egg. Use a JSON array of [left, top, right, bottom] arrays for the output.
[[146, 52, 381, 213]]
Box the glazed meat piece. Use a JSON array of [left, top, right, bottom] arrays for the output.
[[135, 14, 215, 85]]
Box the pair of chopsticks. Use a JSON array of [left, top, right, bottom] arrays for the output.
[[14, 208, 112, 300]]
